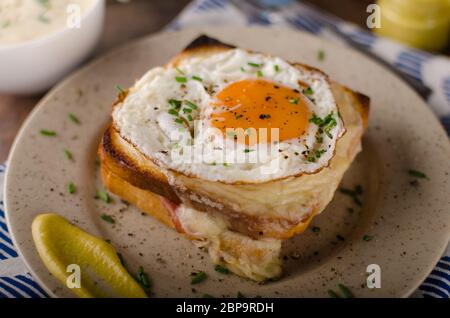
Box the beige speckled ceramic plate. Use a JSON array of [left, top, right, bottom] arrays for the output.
[[4, 27, 450, 298]]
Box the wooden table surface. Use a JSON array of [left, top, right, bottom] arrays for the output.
[[0, 0, 447, 161]]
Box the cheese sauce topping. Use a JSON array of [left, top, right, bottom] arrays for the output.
[[0, 0, 95, 45]]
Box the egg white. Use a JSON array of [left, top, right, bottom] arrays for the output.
[[112, 49, 345, 183]]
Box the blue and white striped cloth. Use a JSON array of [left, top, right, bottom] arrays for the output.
[[0, 0, 449, 298], [0, 164, 49, 298]]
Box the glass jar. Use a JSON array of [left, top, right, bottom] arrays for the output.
[[375, 0, 450, 51]]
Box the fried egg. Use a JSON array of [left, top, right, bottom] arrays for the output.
[[113, 48, 345, 183]]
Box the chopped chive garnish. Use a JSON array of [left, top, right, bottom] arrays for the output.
[[68, 182, 76, 194], [235, 114, 243, 119], [100, 214, 115, 224], [214, 265, 230, 274], [317, 50, 325, 61], [274, 64, 280, 72], [289, 98, 299, 105], [237, 291, 245, 298], [185, 100, 198, 110], [64, 149, 73, 161], [187, 114, 193, 121], [408, 169, 427, 179], [192, 75, 203, 82], [203, 294, 214, 298], [315, 149, 326, 158], [248, 62, 262, 68], [244, 149, 254, 153], [182, 107, 192, 114], [309, 112, 337, 140], [240, 67, 245, 72], [68, 113, 80, 125], [132, 266, 151, 294], [362, 235, 373, 242], [174, 118, 183, 125], [191, 271, 207, 284], [256, 70, 263, 77], [138, 266, 151, 291], [115, 85, 125, 94], [168, 109, 179, 116], [303, 87, 314, 96], [328, 290, 340, 298], [338, 284, 354, 298], [96, 190, 111, 203], [175, 67, 184, 75], [309, 114, 322, 125], [168, 99, 182, 109], [40, 129, 56, 136], [175, 76, 187, 83]]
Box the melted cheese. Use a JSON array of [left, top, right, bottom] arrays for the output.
[[176, 205, 282, 281]]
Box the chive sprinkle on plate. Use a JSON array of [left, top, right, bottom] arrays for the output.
[[40, 129, 56, 136], [317, 50, 326, 61], [135, 266, 151, 293], [68, 113, 80, 125], [64, 149, 73, 161], [214, 264, 230, 274], [327, 290, 339, 298], [338, 284, 354, 298], [407, 169, 427, 179], [191, 271, 207, 284], [115, 85, 125, 94], [68, 182, 76, 194], [96, 190, 111, 203], [100, 214, 115, 224]]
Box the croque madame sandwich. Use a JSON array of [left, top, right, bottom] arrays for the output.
[[99, 35, 369, 281]]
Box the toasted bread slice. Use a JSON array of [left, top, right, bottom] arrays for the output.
[[101, 162, 283, 281], [100, 84, 368, 238], [99, 35, 370, 281], [100, 35, 370, 240]]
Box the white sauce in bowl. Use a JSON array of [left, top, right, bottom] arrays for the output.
[[0, 0, 95, 45]]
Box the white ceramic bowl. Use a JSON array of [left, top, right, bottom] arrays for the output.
[[0, 0, 105, 95]]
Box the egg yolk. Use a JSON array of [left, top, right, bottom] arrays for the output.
[[211, 79, 310, 145]]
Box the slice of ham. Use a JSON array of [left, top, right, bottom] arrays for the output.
[[159, 197, 185, 234]]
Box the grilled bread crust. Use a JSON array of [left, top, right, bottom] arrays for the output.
[[100, 35, 370, 240]]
